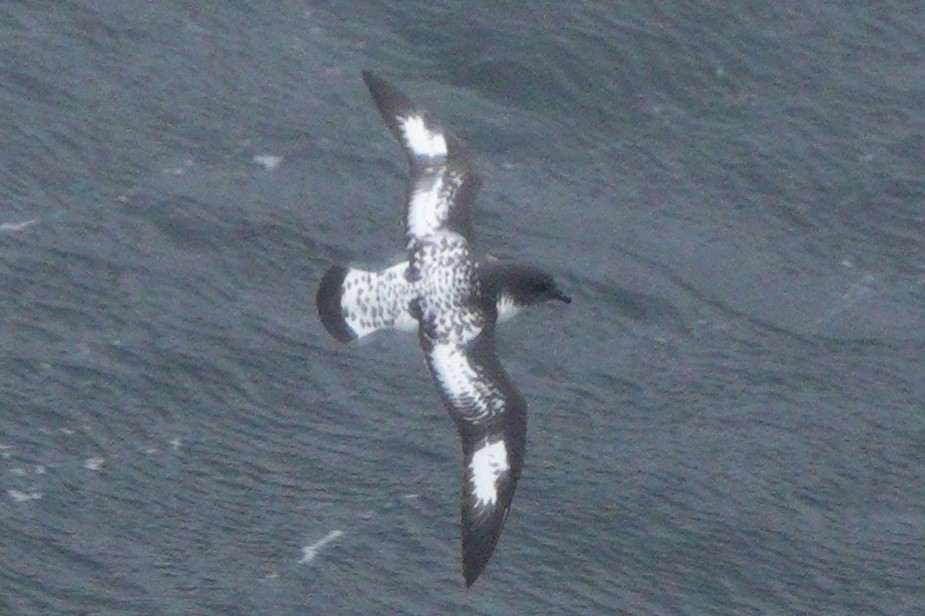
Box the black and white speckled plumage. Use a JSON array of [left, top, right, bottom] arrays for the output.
[[317, 261, 417, 342], [316, 72, 570, 587]]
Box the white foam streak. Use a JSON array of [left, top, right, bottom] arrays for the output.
[[1, 219, 38, 231], [299, 530, 344, 564]]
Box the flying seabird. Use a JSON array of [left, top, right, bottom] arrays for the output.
[[317, 71, 570, 587]]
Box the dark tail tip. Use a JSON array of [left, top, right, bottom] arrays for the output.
[[316, 265, 357, 343]]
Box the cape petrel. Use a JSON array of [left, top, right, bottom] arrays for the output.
[[317, 71, 570, 587]]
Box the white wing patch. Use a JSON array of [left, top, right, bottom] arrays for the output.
[[406, 170, 467, 239], [429, 342, 496, 420], [396, 113, 456, 239], [469, 440, 509, 508], [398, 115, 447, 158]]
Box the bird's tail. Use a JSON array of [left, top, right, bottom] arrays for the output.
[[316, 261, 417, 342]]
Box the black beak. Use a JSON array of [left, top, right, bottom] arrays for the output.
[[553, 289, 571, 304]]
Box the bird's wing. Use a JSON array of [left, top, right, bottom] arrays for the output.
[[362, 71, 481, 243], [423, 330, 526, 587]]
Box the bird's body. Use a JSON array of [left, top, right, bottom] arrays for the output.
[[317, 71, 569, 586]]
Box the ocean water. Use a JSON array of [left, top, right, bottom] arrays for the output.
[[1, 1, 923, 614]]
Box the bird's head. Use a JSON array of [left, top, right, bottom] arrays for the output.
[[507, 268, 571, 307], [480, 261, 571, 311]]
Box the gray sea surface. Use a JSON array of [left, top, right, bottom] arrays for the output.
[[2, 1, 924, 614]]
